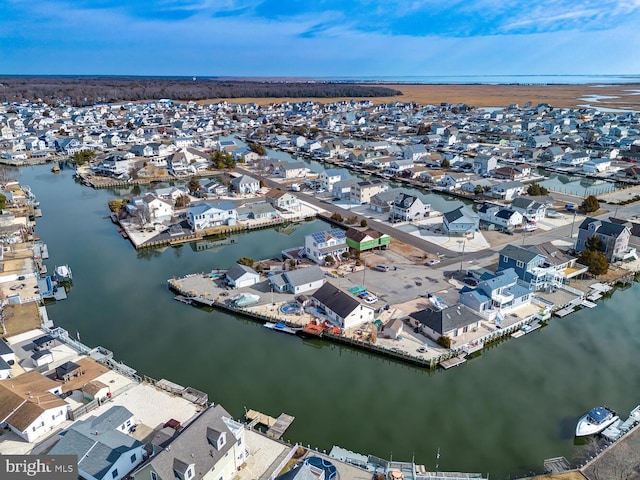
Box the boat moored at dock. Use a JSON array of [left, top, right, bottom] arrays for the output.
[[576, 406, 619, 437], [264, 322, 302, 335]]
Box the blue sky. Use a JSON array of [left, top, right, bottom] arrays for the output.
[[1, 0, 639, 77]]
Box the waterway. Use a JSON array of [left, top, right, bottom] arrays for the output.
[[20, 164, 640, 479]]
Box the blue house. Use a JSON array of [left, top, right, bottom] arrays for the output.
[[498, 242, 588, 291], [459, 268, 532, 316]]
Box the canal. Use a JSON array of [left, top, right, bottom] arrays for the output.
[[21, 165, 640, 478]]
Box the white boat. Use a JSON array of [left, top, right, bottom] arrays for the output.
[[232, 293, 260, 307], [54, 265, 73, 281], [576, 406, 619, 437]]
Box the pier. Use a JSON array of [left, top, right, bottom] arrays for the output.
[[245, 409, 295, 439]]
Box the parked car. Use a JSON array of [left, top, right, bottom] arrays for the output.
[[426, 259, 440, 266], [373, 264, 389, 272], [463, 277, 479, 286]]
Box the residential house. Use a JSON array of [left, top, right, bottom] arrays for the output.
[[318, 169, 343, 191], [311, 282, 375, 330], [167, 151, 190, 177], [409, 305, 482, 344], [345, 227, 391, 252], [304, 229, 348, 265], [230, 175, 260, 195], [350, 179, 387, 204], [461, 179, 494, 194], [0, 340, 15, 380], [187, 202, 237, 230], [493, 166, 529, 181], [269, 265, 326, 294], [509, 197, 547, 222], [280, 162, 309, 180], [477, 203, 523, 230], [236, 202, 279, 220], [459, 268, 533, 317], [142, 195, 174, 222], [50, 406, 144, 480], [472, 154, 498, 175], [443, 206, 479, 235], [403, 144, 429, 162], [560, 151, 590, 166], [384, 158, 414, 176], [369, 190, 398, 214], [576, 218, 632, 261], [332, 178, 359, 200], [0, 371, 68, 442], [497, 243, 587, 291], [583, 158, 611, 173], [130, 404, 247, 480], [440, 172, 471, 191], [490, 181, 525, 201], [226, 264, 261, 288], [391, 193, 430, 222], [540, 146, 564, 163], [265, 189, 299, 211], [202, 181, 229, 197]]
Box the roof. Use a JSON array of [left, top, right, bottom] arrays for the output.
[[0, 339, 13, 356], [188, 201, 236, 216], [226, 263, 259, 281], [312, 282, 369, 319], [528, 242, 573, 266], [139, 404, 241, 480], [283, 266, 325, 287], [409, 305, 481, 335], [478, 269, 518, 295], [500, 244, 541, 264], [309, 228, 346, 244], [50, 408, 143, 479], [579, 217, 628, 237]]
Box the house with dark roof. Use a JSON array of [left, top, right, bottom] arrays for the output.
[[311, 282, 374, 330], [0, 339, 16, 380], [459, 268, 533, 318], [130, 404, 247, 480], [409, 304, 482, 343], [345, 227, 391, 251], [304, 229, 348, 265], [226, 264, 260, 289], [509, 197, 547, 222], [269, 265, 325, 294], [576, 217, 632, 261], [350, 179, 387, 204], [477, 203, 522, 230], [391, 193, 430, 222], [443, 206, 479, 235], [50, 406, 144, 480], [497, 243, 587, 291]]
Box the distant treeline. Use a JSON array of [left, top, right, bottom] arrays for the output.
[[0, 77, 402, 106]]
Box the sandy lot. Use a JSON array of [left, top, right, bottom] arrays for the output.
[[197, 83, 640, 109]]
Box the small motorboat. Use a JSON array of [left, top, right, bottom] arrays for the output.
[[576, 406, 619, 437]]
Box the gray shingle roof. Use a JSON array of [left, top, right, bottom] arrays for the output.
[[409, 305, 481, 335], [311, 282, 365, 319], [226, 263, 258, 281], [283, 266, 325, 287], [500, 244, 541, 264]]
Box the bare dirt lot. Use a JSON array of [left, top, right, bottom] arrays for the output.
[[198, 83, 640, 109]]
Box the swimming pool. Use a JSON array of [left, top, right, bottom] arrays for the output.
[[305, 456, 338, 479], [280, 303, 301, 315]]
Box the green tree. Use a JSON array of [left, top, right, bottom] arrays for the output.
[[0, 193, 6, 210], [360, 218, 368, 227], [288, 259, 296, 270], [324, 255, 335, 265], [187, 176, 200, 195], [71, 150, 96, 166], [341, 251, 350, 260], [237, 257, 254, 267], [474, 185, 484, 195], [578, 248, 609, 275], [248, 142, 266, 156], [175, 194, 190, 208], [586, 235, 604, 251], [582, 195, 600, 213], [330, 212, 343, 222], [441, 159, 450, 169], [437, 336, 452, 348], [526, 182, 549, 196]]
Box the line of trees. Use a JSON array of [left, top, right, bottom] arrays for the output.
[[0, 77, 402, 106]]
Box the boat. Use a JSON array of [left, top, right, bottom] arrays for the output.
[[232, 293, 260, 307], [575, 406, 619, 437], [51, 165, 60, 174], [264, 322, 302, 335], [428, 294, 447, 311], [54, 265, 73, 281]]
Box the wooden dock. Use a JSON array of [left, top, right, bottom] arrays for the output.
[[440, 355, 467, 369], [245, 409, 295, 439]]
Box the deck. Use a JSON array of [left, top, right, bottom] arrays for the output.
[[245, 409, 295, 439], [440, 355, 467, 369]]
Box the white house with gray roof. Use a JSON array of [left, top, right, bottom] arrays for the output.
[[409, 304, 482, 343], [50, 406, 144, 480], [269, 265, 325, 294], [226, 264, 260, 289], [131, 404, 247, 480], [311, 282, 374, 330], [187, 202, 237, 230], [230, 174, 260, 194]]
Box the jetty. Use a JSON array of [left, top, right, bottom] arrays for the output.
[[440, 355, 467, 369], [245, 409, 295, 439]]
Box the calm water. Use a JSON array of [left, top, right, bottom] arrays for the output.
[[22, 165, 640, 478]]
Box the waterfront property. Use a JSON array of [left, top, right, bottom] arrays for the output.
[[187, 202, 238, 230], [459, 268, 533, 318], [304, 229, 348, 265], [269, 265, 325, 294], [310, 282, 375, 330], [575, 217, 632, 262], [409, 305, 483, 344], [345, 227, 391, 251], [443, 206, 479, 235], [226, 264, 260, 289]]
